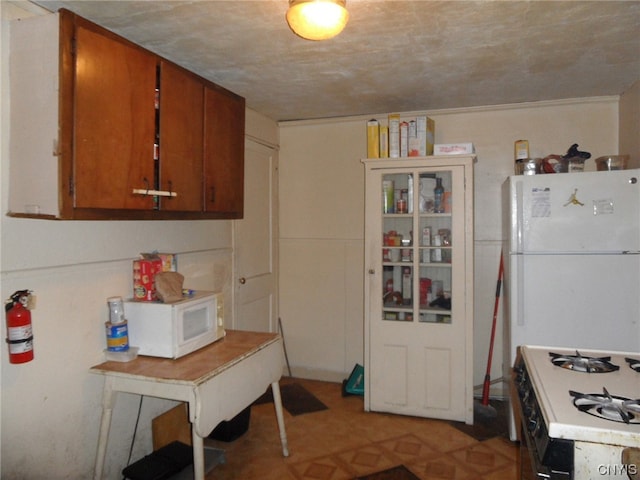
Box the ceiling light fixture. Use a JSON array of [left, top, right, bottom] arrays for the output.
[[286, 0, 349, 41]]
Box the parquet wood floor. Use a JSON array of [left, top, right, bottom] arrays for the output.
[[204, 378, 518, 480]]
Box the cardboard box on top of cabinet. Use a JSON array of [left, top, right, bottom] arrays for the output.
[[367, 114, 434, 159], [379, 126, 389, 158], [433, 143, 475, 155], [415, 116, 435, 156], [388, 114, 401, 158], [367, 119, 380, 158]]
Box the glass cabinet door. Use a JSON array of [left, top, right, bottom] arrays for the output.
[[364, 156, 473, 424], [380, 168, 456, 324]]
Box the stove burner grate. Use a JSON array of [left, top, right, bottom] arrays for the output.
[[626, 357, 640, 373], [549, 351, 620, 373], [570, 388, 640, 424]]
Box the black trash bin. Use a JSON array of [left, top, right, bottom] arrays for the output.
[[208, 406, 251, 442]]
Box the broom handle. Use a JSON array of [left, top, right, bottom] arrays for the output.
[[481, 250, 504, 406]]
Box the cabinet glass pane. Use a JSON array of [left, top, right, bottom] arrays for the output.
[[379, 169, 456, 324], [381, 172, 413, 322], [417, 170, 452, 323]]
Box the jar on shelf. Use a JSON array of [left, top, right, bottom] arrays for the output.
[[434, 178, 444, 213]]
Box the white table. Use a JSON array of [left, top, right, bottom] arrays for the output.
[[90, 330, 289, 480]]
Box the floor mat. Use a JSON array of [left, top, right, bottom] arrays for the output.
[[254, 382, 328, 416], [354, 465, 420, 480]]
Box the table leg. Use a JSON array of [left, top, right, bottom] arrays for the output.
[[191, 428, 205, 480], [271, 381, 289, 457], [93, 377, 116, 480]]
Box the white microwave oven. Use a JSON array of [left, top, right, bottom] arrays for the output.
[[124, 291, 225, 358]]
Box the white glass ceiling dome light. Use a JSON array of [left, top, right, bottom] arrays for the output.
[[286, 0, 349, 41]]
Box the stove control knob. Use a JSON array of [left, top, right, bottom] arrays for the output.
[[532, 419, 542, 436], [527, 414, 538, 433]]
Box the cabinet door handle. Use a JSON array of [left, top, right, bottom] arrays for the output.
[[239, 277, 246, 284], [132, 177, 177, 197], [209, 187, 216, 203], [368, 269, 375, 274], [132, 188, 177, 198]]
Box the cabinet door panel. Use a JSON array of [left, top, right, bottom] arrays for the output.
[[73, 24, 156, 210], [159, 62, 204, 212], [203, 86, 245, 217]]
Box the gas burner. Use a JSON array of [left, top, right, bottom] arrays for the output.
[[626, 357, 640, 373], [569, 388, 640, 424], [549, 351, 620, 373]]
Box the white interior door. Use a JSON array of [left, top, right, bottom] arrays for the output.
[[233, 139, 278, 332]]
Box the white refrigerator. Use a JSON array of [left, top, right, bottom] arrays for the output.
[[502, 169, 640, 438]]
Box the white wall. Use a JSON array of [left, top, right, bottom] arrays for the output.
[[278, 98, 620, 393], [0, 4, 279, 478], [620, 80, 640, 169]]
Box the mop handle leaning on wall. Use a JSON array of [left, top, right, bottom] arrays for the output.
[[481, 250, 504, 407]]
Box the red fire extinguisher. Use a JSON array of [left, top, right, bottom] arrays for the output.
[[5, 290, 34, 364]]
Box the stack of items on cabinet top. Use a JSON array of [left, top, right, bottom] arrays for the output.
[[366, 114, 435, 159], [366, 113, 475, 160]]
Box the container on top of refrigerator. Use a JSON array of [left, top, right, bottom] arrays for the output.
[[515, 158, 542, 175], [514, 140, 529, 161], [542, 143, 592, 173], [595, 155, 629, 171]]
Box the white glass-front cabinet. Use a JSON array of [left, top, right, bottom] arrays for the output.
[[363, 156, 474, 424]]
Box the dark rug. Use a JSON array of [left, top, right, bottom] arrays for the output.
[[448, 399, 509, 441], [354, 465, 420, 480], [254, 382, 328, 416]]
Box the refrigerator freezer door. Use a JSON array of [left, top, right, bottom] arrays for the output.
[[507, 170, 640, 254]]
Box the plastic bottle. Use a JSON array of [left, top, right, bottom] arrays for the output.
[[434, 177, 444, 213], [107, 296, 125, 324]]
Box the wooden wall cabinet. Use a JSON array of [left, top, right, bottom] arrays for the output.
[[8, 9, 245, 220], [203, 85, 245, 217]]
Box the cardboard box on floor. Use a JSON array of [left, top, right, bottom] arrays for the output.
[[152, 402, 252, 449], [152, 403, 191, 450]]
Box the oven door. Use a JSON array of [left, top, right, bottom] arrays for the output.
[[519, 425, 572, 480], [512, 357, 573, 479]]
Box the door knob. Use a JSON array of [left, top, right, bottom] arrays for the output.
[[239, 277, 246, 284]]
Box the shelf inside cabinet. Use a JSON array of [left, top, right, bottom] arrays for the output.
[[419, 310, 452, 324]]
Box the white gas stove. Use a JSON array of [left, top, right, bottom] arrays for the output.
[[513, 345, 640, 479]]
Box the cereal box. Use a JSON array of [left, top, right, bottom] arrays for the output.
[[133, 257, 163, 301]]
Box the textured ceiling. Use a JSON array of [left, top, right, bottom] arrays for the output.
[[31, 0, 640, 121]]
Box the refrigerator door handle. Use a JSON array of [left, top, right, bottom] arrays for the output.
[[515, 181, 524, 253], [517, 254, 525, 326]]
